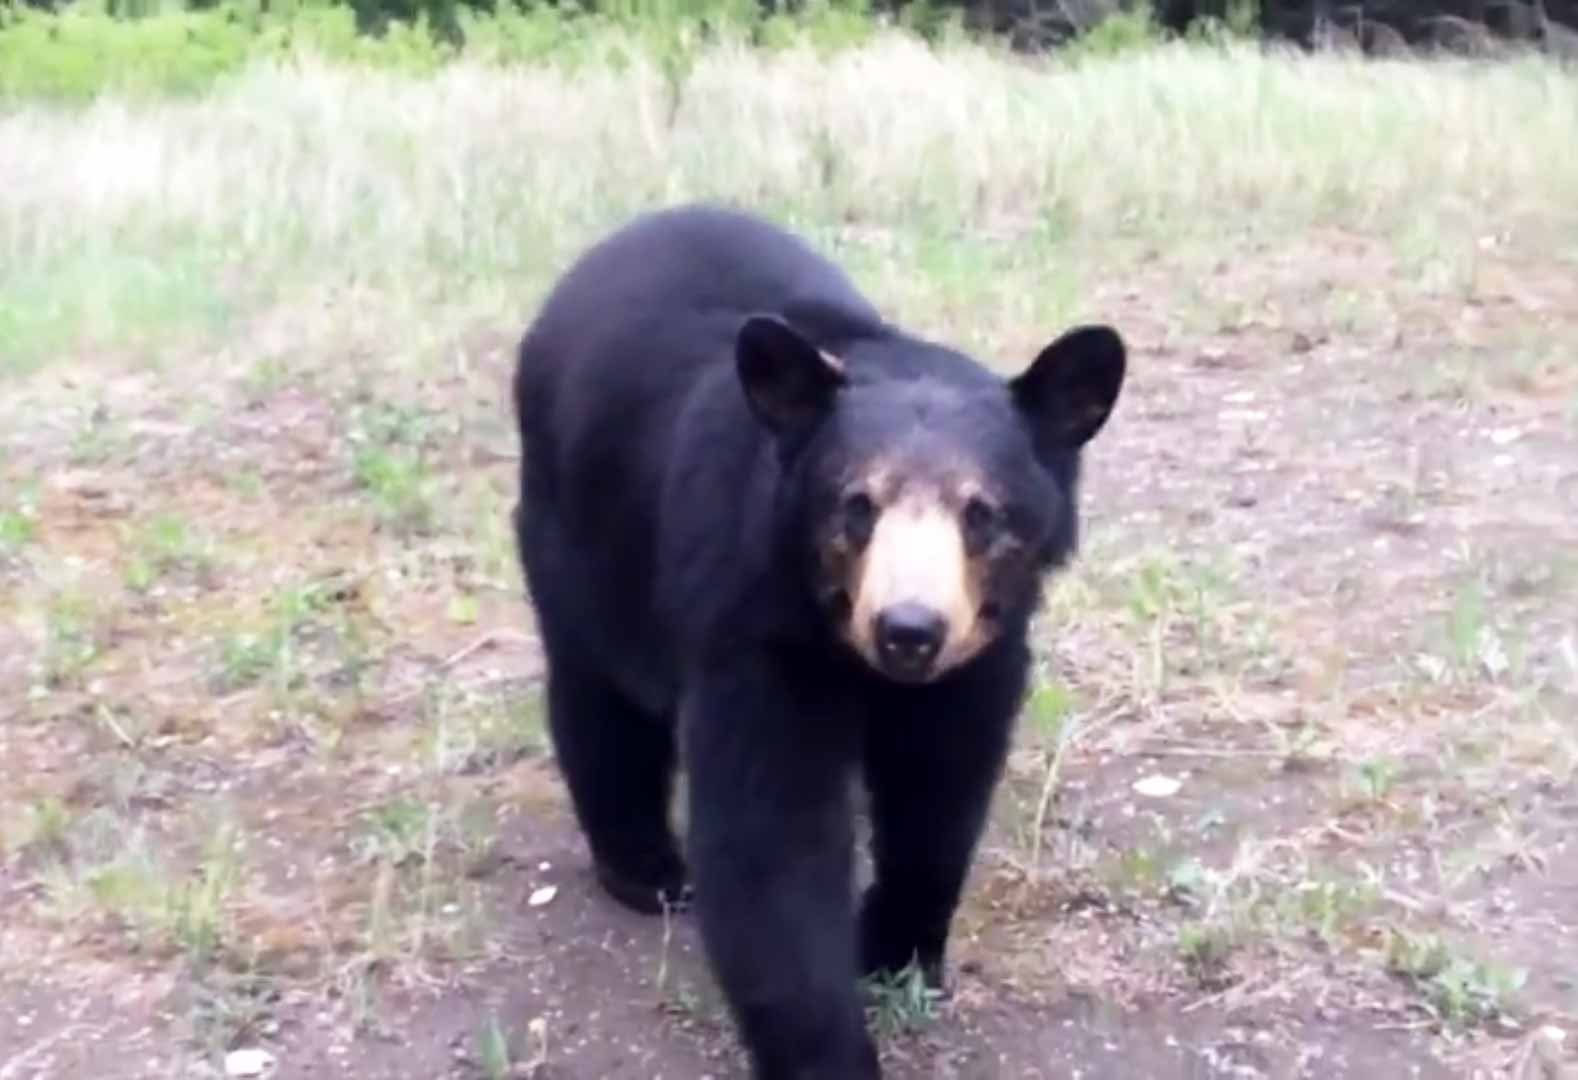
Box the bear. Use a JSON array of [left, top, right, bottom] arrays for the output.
[[511, 203, 1126, 1080]]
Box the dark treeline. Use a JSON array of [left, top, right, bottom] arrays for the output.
[[887, 0, 1578, 53]]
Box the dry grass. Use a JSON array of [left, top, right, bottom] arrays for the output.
[[2, 29, 1577, 1080], [3, 34, 1578, 373]]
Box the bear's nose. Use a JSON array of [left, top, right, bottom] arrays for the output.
[[875, 603, 945, 677]]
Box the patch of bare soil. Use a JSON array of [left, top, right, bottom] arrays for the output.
[[2, 226, 1576, 1079], [0, 815, 1455, 1080]]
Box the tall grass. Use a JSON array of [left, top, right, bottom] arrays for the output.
[[2, 30, 1576, 369]]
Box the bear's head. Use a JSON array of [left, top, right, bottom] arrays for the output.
[[736, 314, 1126, 685]]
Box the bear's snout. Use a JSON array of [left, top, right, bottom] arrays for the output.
[[874, 602, 946, 679]]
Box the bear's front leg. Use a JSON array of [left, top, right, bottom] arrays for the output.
[[859, 638, 1029, 990], [683, 654, 879, 1080]]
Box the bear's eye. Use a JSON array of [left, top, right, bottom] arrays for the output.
[[961, 495, 1000, 548], [842, 492, 876, 545]]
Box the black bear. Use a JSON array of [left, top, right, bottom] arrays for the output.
[[511, 204, 1126, 1079]]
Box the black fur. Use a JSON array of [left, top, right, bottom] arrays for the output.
[[512, 204, 1125, 1079]]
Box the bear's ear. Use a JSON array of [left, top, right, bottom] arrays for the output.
[[1009, 324, 1126, 455], [736, 314, 847, 438]]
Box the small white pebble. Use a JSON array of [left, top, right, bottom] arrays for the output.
[[1133, 775, 1183, 798], [529, 885, 558, 907], [224, 1048, 275, 1077]]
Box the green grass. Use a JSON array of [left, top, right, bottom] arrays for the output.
[[0, 247, 233, 377]]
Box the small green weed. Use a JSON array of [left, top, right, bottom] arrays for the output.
[[66, 404, 128, 465], [1177, 921, 1238, 989], [1102, 845, 1169, 897], [348, 793, 495, 969], [1385, 929, 1526, 1029], [188, 968, 282, 1063], [352, 797, 435, 868], [241, 355, 291, 404], [423, 688, 546, 775], [222, 468, 265, 498], [476, 1013, 513, 1080], [1345, 754, 1402, 805], [1020, 673, 1080, 867], [863, 960, 944, 1038], [62, 815, 243, 966], [1165, 855, 1212, 902], [165, 820, 244, 966], [351, 790, 498, 877], [6, 795, 75, 860], [352, 445, 436, 536], [211, 582, 328, 693], [0, 499, 36, 553], [40, 587, 103, 688], [446, 592, 478, 625], [1279, 876, 1377, 945], [216, 631, 279, 691], [348, 399, 444, 449], [1093, 547, 1281, 698], [82, 842, 166, 925], [1449, 579, 1492, 668], [123, 511, 213, 592]]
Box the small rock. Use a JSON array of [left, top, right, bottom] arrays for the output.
[[1133, 774, 1183, 798], [529, 885, 558, 907], [224, 1048, 275, 1077]]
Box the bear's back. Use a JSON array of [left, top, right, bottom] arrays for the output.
[[515, 204, 895, 526], [551, 204, 881, 334]]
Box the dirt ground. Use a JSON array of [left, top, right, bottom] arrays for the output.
[[1, 225, 1575, 1080]]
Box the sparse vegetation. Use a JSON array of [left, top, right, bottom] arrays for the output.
[[0, 499, 36, 553], [1385, 929, 1529, 1030], [37, 585, 105, 688], [1, 13, 1576, 1080], [864, 960, 946, 1038]]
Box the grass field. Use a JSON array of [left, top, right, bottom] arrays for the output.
[[2, 29, 1577, 1079]]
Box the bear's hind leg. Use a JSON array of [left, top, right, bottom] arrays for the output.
[[545, 659, 688, 915]]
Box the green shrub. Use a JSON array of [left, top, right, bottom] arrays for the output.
[[0, 0, 895, 102], [0, 3, 256, 100], [1060, 0, 1164, 59]]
